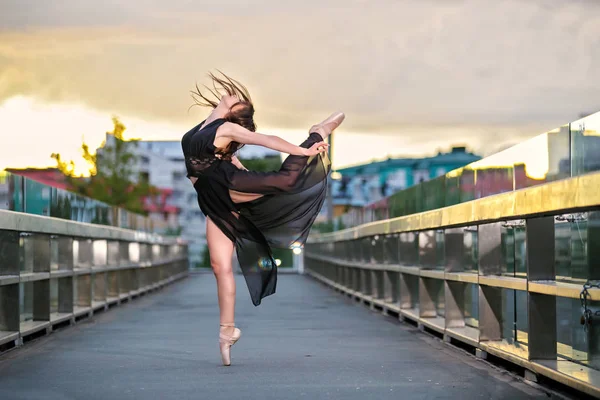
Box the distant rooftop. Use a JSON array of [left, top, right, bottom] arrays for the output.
[[4, 167, 70, 190], [337, 146, 481, 175]]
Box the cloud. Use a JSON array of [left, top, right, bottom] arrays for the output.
[[1, 0, 600, 154]]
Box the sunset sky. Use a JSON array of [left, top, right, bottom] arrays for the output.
[[1, 0, 600, 173]]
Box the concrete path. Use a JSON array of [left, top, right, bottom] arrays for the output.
[[0, 274, 557, 399]]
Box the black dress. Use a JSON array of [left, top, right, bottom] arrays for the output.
[[181, 118, 331, 306]]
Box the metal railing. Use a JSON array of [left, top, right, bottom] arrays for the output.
[[306, 171, 600, 397], [0, 171, 170, 233], [334, 112, 600, 230], [0, 209, 188, 350]]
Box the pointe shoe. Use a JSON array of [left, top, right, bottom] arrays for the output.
[[219, 323, 242, 366], [310, 111, 345, 139]]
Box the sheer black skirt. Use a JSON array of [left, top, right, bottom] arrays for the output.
[[193, 133, 330, 305]]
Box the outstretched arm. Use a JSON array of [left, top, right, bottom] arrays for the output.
[[222, 122, 328, 156]]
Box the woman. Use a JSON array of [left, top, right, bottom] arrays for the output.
[[181, 72, 344, 366]]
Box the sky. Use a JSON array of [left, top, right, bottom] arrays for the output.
[[1, 0, 600, 173]]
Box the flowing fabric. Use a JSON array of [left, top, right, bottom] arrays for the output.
[[181, 118, 330, 305]]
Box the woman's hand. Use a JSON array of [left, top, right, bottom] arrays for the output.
[[303, 141, 329, 156]]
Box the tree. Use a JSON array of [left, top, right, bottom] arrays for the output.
[[200, 245, 212, 268], [49, 194, 72, 220], [51, 117, 159, 215], [164, 226, 183, 237], [238, 155, 282, 172]]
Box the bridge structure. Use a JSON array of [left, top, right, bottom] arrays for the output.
[[0, 210, 188, 349], [1, 111, 600, 399]]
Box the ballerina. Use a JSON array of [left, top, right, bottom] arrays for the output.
[[181, 71, 344, 366]]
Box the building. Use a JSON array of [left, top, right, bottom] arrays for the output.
[[3, 168, 69, 215], [330, 146, 481, 218], [3, 168, 69, 190]]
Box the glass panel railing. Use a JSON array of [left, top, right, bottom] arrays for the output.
[[571, 113, 600, 177], [336, 111, 600, 230], [0, 171, 160, 232]]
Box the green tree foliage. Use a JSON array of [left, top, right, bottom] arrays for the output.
[[238, 155, 282, 172], [199, 245, 210, 268], [51, 117, 159, 215], [312, 220, 335, 233], [49, 195, 72, 220], [164, 226, 183, 237]]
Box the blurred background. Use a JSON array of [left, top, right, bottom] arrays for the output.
[[1, 0, 600, 268]]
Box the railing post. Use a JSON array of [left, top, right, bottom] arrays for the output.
[[58, 276, 73, 314], [478, 223, 503, 341], [0, 284, 19, 332], [479, 285, 502, 341], [526, 216, 557, 361], [445, 281, 465, 329], [0, 230, 20, 341]]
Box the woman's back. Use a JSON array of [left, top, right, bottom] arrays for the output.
[[182, 118, 226, 178]]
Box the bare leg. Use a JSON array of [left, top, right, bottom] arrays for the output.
[[206, 216, 236, 336]]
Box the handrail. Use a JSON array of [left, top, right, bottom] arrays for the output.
[[310, 171, 600, 242], [0, 209, 177, 244], [0, 210, 188, 351]]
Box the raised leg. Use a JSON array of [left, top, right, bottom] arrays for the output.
[[206, 217, 236, 336], [228, 132, 329, 194]]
